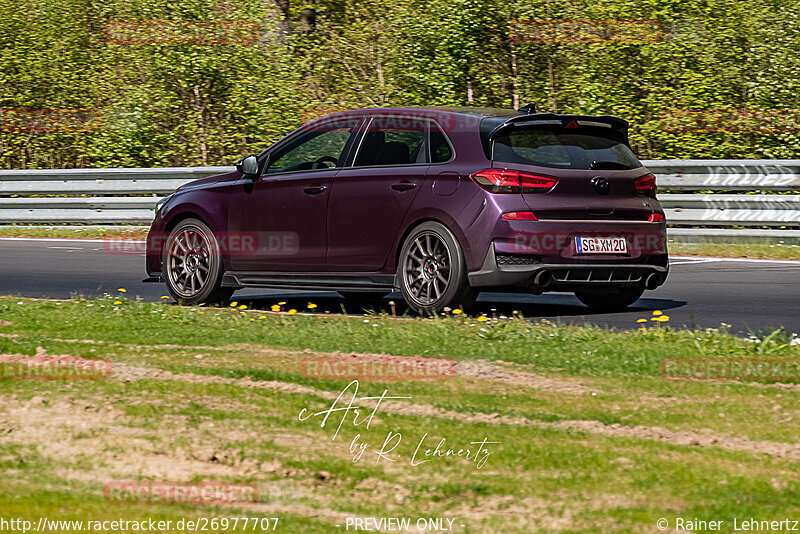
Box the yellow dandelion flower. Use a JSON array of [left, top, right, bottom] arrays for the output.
[[476, 316, 488, 322], [271, 305, 280, 312], [239, 304, 247, 310], [161, 295, 170, 299], [113, 301, 122, 305], [287, 309, 297, 315], [229, 301, 238, 307], [117, 288, 126, 293], [259, 315, 266, 319], [308, 303, 318, 309], [452, 309, 462, 315], [278, 301, 286, 305], [653, 310, 663, 316], [637, 318, 647, 323], [658, 315, 670, 322]]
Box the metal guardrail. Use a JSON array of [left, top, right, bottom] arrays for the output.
[[1, 161, 799, 239], [644, 160, 800, 238], [0, 167, 228, 223]]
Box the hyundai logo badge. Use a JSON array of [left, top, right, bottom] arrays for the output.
[[591, 176, 610, 195]]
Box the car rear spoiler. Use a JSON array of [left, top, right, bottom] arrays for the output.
[[489, 113, 630, 145]]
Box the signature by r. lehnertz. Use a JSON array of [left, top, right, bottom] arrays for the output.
[[298, 380, 499, 469]]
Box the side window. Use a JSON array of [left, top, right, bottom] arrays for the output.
[[430, 123, 453, 163], [266, 118, 358, 175], [352, 116, 427, 167]]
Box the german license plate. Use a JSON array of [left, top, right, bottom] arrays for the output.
[[575, 236, 627, 254]]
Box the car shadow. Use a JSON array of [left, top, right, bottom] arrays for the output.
[[229, 290, 687, 319], [473, 292, 686, 319]]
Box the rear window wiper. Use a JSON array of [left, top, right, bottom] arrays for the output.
[[590, 160, 633, 170]]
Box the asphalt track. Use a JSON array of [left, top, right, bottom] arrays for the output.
[[1, 237, 798, 335]]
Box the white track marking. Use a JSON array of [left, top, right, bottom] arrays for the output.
[[670, 255, 800, 265], [0, 237, 114, 244], [0, 236, 145, 245], [669, 258, 722, 265]]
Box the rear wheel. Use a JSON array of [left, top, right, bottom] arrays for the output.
[[574, 287, 644, 312], [398, 221, 476, 315], [163, 218, 233, 305]]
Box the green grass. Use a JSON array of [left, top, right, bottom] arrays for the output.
[[1, 296, 800, 532], [670, 241, 800, 260], [0, 226, 148, 239]]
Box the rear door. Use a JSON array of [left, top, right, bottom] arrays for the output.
[[326, 115, 429, 271]]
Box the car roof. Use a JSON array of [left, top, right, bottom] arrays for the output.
[[323, 107, 520, 120], [318, 107, 628, 125]]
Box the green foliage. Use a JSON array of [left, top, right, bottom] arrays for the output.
[[1, 0, 799, 168]]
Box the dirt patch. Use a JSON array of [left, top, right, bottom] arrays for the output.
[[111, 363, 319, 396], [0, 319, 12, 326], [450, 495, 572, 531], [111, 362, 800, 463], [548, 420, 800, 461], [482, 365, 594, 394], [111, 342, 595, 394], [21, 337, 595, 394], [0, 396, 244, 480]]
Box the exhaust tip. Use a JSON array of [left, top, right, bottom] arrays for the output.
[[645, 273, 660, 290], [533, 270, 553, 289]]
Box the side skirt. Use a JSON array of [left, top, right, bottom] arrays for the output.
[[221, 272, 397, 292]]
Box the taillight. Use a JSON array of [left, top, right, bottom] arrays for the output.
[[648, 212, 665, 223], [501, 211, 537, 221], [634, 173, 657, 195], [470, 169, 557, 194]]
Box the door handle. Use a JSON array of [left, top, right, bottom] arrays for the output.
[[391, 182, 417, 192], [303, 185, 327, 195]]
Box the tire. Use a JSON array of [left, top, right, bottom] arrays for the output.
[[398, 221, 476, 315], [574, 287, 645, 312], [162, 218, 234, 305]]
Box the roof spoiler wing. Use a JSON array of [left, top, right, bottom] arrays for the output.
[[489, 114, 630, 144]]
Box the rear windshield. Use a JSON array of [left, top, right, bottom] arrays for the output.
[[481, 119, 641, 171]]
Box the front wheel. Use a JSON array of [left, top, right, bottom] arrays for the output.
[[163, 218, 233, 305], [398, 222, 476, 315], [574, 287, 645, 312]]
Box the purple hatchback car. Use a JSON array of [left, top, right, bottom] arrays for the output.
[[145, 107, 668, 314]]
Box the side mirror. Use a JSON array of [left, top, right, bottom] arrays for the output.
[[236, 155, 260, 178]]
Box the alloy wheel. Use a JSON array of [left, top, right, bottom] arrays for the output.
[[165, 225, 213, 298], [402, 231, 452, 305]]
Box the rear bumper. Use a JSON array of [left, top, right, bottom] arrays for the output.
[[467, 244, 669, 291]]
